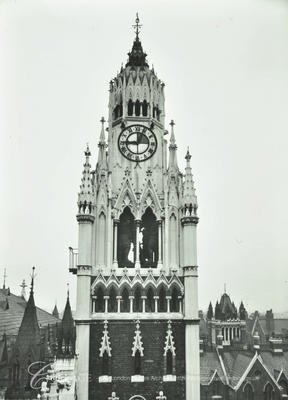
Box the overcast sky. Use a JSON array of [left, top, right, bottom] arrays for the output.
[[0, 0, 288, 316]]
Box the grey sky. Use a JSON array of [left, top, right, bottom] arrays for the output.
[[0, 0, 288, 315]]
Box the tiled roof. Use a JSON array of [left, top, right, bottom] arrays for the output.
[[261, 351, 288, 378], [221, 351, 253, 387], [200, 351, 225, 385], [0, 288, 59, 337]]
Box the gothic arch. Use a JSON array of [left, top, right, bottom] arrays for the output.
[[243, 382, 254, 400], [114, 179, 138, 219], [263, 382, 275, 400]]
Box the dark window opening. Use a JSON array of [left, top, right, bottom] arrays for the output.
[[146, 288, 155, 312], [159, 287, 166, 312], [117, 207, 136, 267], [166, 350, 173, 375], [121, 288, 130, 312], [108, 287, 117, 312], [102, 352, 109, 375], [171, 288, 180, 312], [142, 100, 148, 117], [128, 99, 133, 116], [244, 383, 254, 400], [95, 287, 105, 312], [264, 383, 274, 400], [134, 350, 142, 375], [134, 287, 142, 312], [135, 100, 140, 116], [140, 207, 158, 268]]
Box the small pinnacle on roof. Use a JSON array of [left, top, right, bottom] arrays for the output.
[[85, 143, 91, 158], [99, 117, 106, 146], [3, 268, 7, 289], [169, 120, 176, 146], [20, 279, 27, 299], [30, 267, 36, 295], [185, 147, 191, 163]]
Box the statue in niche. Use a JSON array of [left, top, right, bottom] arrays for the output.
[[117, 207, 135, 267], [140, 207, 158, 267]]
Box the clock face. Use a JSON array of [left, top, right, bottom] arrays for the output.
[[118, 124, 157, 162]]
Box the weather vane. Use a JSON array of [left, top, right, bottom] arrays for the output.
[[132, 13, 142, 39]]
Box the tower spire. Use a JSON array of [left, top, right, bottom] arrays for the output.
[[126, 14, 148, 67], [182, 147, 198, 217], [97, 117, 108, 171], [78, 144, 94, 215], [168, 120, 178, 171]]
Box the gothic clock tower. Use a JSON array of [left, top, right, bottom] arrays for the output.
[[72, 15, 200, 400]]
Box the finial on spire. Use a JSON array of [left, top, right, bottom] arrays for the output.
[[224, 283, 227, 294], [85, 143, 91, 157], [185, 147, 191, 162], [132, 13, 142, 39], [20, 279, 27, 299], [99, 117, 106, 147], [67, 283, 70, 299], [3, 268, 7, 289], [30, 267, 36, 294], [169, 120, 176, 147]]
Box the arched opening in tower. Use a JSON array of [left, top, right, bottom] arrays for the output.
[[134, 350, 142, 375], [142, 100, 148, 117], [117, 206, 136, 267], [140, 207, 158, 268], [166, 350, 173, 375]]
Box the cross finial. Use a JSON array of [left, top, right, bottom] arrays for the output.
[[3, 268, 7, 289], [100, 116, 105, 125], [67, 283, 70, 299], [20, 279, 27, 298], [185, 147, 191, 162], [170, 119, 175, 128], [132, 13, 142, 39]]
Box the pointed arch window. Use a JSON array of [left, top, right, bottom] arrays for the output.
[[121, 288, 130, 312], [140, 207, 158, 268], [264, 383, 275, 400], [159, 287, 166, 312], [134, 287, 142, 312], [142, 100, 148, 117], [243, 383, 254, 400], [135, 100, 141, 116], [108, 287, 117, 313], [134, 350, 142, 375], [117, 207, 136, 267], [171, 287, 180, 312], [128, 99, 133, 116], [146, 287, 155, 312], [95, 287, 105, 313]]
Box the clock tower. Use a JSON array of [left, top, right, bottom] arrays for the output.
[[72, 15, 200, 400]]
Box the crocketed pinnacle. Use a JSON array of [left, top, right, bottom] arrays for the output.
[[97, 117, 108, 171], [78, 144, 93, 207], [183, 147, 197, 208], [168, 120, 178, 171]]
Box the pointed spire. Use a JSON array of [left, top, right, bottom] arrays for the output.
[[52, 304, 59, 319], [14, 267, 41, 354], [97, 118, 108, 173], [126, 14, 148, 67], [62, 285, 74, 339], [78, 144, 94, 214], [182, 147, 198, 215], [99, 117, 106, 147], [168, 120, 179, 172]]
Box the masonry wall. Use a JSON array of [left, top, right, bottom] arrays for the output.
[[89, 320, 186, 400]]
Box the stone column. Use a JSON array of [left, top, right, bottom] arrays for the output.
[[182, 214, 200, 400], [116, 296, 122, 313], [166, 296, 171, 313], [154, 296, 159, 313], [75, 213, 94, 400], [135, 220, 141, 269], [141, 296, 147, 313], [129, 296, 134, 313], [104, 296, 109, 313], [157, 220, 163, 268], [92, 296, 97, 313], [112, 220, 119, 269], [178, 296, 183, 314]]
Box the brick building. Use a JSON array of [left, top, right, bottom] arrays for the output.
[[71, 15, 200, 400]]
